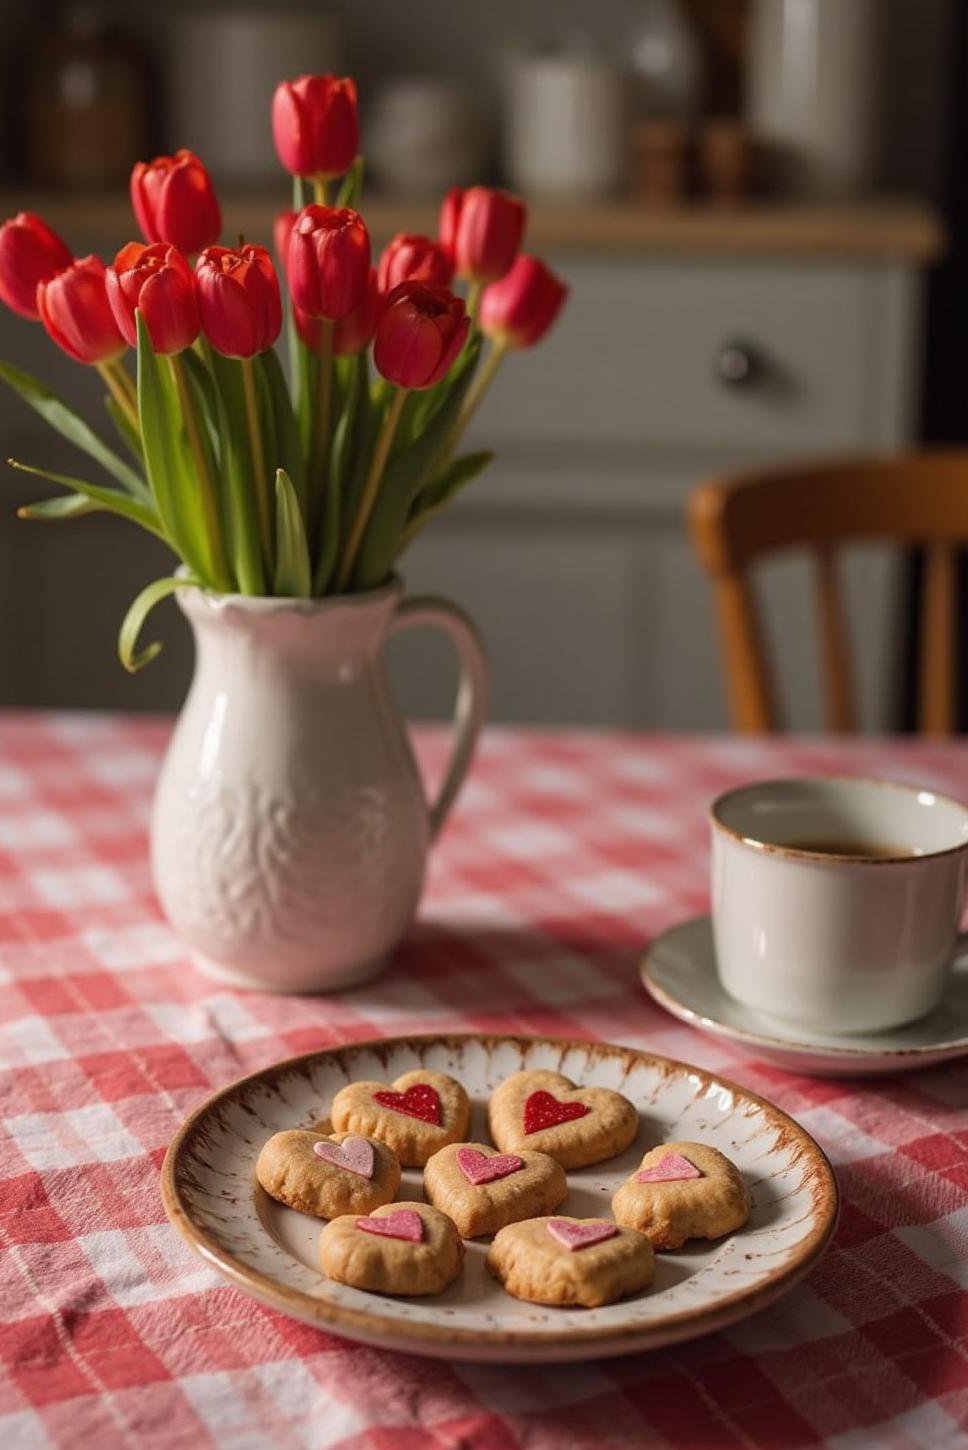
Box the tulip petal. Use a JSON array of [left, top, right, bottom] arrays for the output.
[[375, 304, 444, 389], [197, 272, 257, 358], [140, 267, 199, 354]]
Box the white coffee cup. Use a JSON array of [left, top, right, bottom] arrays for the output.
[[710, 777, 968, 1034]]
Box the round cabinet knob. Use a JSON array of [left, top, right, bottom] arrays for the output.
[[715, 340, 762, 387]]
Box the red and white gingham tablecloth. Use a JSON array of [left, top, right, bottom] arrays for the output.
[[2, 713, 968, 1450]]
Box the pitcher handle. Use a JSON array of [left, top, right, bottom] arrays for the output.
[[389, 595, 489, 840]]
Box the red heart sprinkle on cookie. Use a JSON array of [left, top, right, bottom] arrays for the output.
[[546, 1219, 618, 1252], [355, 1210, 423, 1243], [635, 1152, 702, 1184], [456, 1148, 524, 1186], [523, 1090, 590, 1135], [313, 1136, 374, 1178], [373, 1084, 442, 1125]]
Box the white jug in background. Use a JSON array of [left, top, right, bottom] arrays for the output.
[[504, 50, 628, 202]]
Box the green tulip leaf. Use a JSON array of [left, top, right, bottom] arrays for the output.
[[351, 336, 482, 590], [18, 493, 103, 522], [9, 457, 165, 538], [118, 572, 201, 672], [335, 156, 365, 210], [315, 349, 370, 592], [136, 313, 213, 577], [412, 449, 494, 518], [205, 349, 265, 595], [273, 469, 312, 599], [257, 348, 306, 509], [0, 358, 149, 501], [103, 394, 144, 465], [403, 337, 482, 444]]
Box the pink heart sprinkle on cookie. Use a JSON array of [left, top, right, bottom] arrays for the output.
[[523, 1090, 590, 1135], [546, 1219, 618, 1252], [635, 1151, 702, 1184], [313, 1135, 375, 1179], [373, 1084, 442, 1125], [456, 1147, 524, 1186], [355, 1210, 423, 1243]]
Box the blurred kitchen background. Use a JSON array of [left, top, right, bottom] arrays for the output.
[[0, 0, 963, 730]]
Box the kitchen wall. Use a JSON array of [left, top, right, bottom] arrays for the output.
[[0, 0, 954, 194]]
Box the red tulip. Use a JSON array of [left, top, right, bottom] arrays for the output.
[[0, 212, 72, 320], [195, 245, 282, 358], [287, 205, 370, 321], [333, 267, 379, 356], [37, 255, 127, 365], [272, 74, 359, 179], [443, 186, 526, 283], [377, 233, 453, 296], [480, 255, 568, 349], [130, 150, 221, 255], [374, 282, 469, 390], [106, 242, 199, 354], [293, 268, 379, 356]]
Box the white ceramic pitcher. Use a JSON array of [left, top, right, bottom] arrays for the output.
[[151, 578, 488, 993]]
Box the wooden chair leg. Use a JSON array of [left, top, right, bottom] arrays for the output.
[[814, 549, 855, 733], [713, 574, 777, 732], [919, 544, 956, 736]]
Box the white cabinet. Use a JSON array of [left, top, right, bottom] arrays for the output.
[[391, 257, 924, 731]]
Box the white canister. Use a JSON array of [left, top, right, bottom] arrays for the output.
[[746, 0, 881, 199], [169, 10, 343, 183], [504, 53, 628, 202], [367, 78, 486, 199]]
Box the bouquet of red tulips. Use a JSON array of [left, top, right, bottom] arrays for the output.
[[0, 74, 567, 668]]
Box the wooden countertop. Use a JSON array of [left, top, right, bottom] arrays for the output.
[[0, 192, 945, 262]]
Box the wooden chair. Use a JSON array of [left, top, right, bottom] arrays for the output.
[[688, 451, 968, 735]]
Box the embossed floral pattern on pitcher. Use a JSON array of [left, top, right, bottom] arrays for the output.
[[151, 579, 487, 992]]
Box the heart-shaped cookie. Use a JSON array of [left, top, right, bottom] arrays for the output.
[[424, 1141, 568, 1238], [612, 1140, 751, 1250], [256, 1130, 399, 1219], [320, 1200, 464, 1296], [487, 1216, 654, 1308], [331, 1069, 471, 1167], [488, 1070, 638, 1169]]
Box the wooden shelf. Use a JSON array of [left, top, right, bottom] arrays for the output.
[[0, 191, 945, 262]]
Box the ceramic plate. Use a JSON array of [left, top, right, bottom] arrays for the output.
[[642, 917, 968, 1077], [162, 1034, 837, 1362]]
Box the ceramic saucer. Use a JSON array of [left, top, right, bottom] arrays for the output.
[[641, 916, 968, 1077]]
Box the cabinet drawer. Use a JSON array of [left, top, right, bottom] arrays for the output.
[[470, 258, 908, 453]]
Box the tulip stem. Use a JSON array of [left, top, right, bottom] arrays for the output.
[[167, 354, 232, 593], [97, 362, 139, 436], [459, 335, 507, 431], [465, 280, 483, 323], [313, 177, 329, 207], [336, 388, 408, 592], [240, 355, 273, 571], [310, 318, 335, 543]]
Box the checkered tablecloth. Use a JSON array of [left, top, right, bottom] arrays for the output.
[[2, 713, 968, 1450]]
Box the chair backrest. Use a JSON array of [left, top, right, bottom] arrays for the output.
[[688, 451, 968, 735]]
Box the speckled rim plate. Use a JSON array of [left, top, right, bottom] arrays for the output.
[[161, 1034, 838, 1363]]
